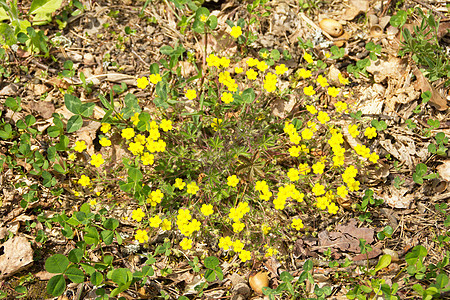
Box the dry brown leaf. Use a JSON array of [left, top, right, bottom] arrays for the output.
[[366, 56, 408, 83], [29, 100, 55, 119], [0, 236, 34, 279], [436, 160, 450, 182], [412, 65, 448, 111], [342, 0, 369, 21], [382, 185, 415, 209]]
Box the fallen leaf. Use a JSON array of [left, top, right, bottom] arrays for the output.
[[343, 0, 369, 20], [437, 160, 450, 181], [412, 65, 447, 111], [0, 236, 34, 279]]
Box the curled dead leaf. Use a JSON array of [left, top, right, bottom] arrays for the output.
[[249, 271, 269, 295], [412, 65, 448, 111], [319, 19, 343, 37]]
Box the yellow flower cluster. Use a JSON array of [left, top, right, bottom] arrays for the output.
[[229, 202, 250, 233], [218, 71, 238, 92], [342, 165, 360, 193], [273, 183, 304, 210], [255, 180, 272, 201], [147, 189, 164, 206], [263, 72, 278, 93], [328, 129, 345, 167], [206, 54, 231, 69], [176, 208, 201, 237], [218, 237, 251, 262]]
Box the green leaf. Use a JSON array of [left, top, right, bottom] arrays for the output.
[[204, 256, 219, 269], [45, 254, 69, 274], [204, 269, 215, 282], [110, 268, 132, 286], [80, 102, 95, 118], [100, 230, 114, 245], [66, 115, 83, 133], [415, 163, 427, 177], [374, 254, 392, 273], [56, 135, 69, 151], [241, 88, 255, 103], [103, 218, 119, 230], [280, 271, 294, 282], [64, 94, 82, 114], [84, 226, 100, 245], [68, 248, 83, 264], [29, 0, 63, 23], [303, 259, 313, 271], [91, 271, 103, 286], [390, 10, 407, 27], [46, 274, 66, 296], [128, 167, 143, 182], [65, 266, 85, 283], [406, 245, 427, 266], [5, 97, 21, 111]]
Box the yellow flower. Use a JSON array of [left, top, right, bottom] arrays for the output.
[[135, 229, 148, 243], [180, 237, 193, 250], [275, 64, 288, 75], [100, 123, 111, 133], [149, 73, 162, 84], [312, 183, 325, 196], [230, 26, 242, 38], [291, 218, 304, 230], [136, 77, 149, 89], [338, 73, 350, 85], [334, 101, 347, 113], [186, 181, 199, 195], [201, 204, 214, 216], [233, 239, 245, 253], [232, 221, 245, 233], [317, 111, 330, 124], [141, 152, 154, 165], [312, 161, 325, 174], [301, 128, 314, 140], [235, 67, 244, 74], [99, 137, 111, 147], [121, 128, 135, 140], [227, 175, 239, 187], [257, 61, 269, 72], [369, 152, 379, 164], [287, 168, 299, 181], [239, 250, 251, 262], [348, 124, 359, 138], [186, 89, 197, 100], [221, 92, 234, 104], [68, 153, 76, 161], [90, 153, 104, 168], [327, 86, 341, 97], [246, 69, 258, 80], [160, 119, 172, 131], [306, 105, 317, 115], [303, 85, 316, 96], [149, 215, 162, 228], [262, 225, 271, 235], [246, 57, 259, 67], [298, 68, 312, 79], [89, 199, 97, 206], [131, 208, 145, 222], [219, 236, 233, 251], [328, 202, 339, 214], [130, 112, 140, 126], [211, 118, 222, 131], [337, 185, 348, 198], [174, 178, 186, 190], [200, 14, 208, 22], [303, 52, 314, 64], [316, 75, 329, 87], [365, 127, 377, 139], [161, 219, 172, 231], [128, 141, 144, 155], [74, 140, 87, 153]]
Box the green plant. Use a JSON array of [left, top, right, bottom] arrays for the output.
[[0, 0, 62, 53], [392, 8, 450, 83], [412, 163, 438, 184]]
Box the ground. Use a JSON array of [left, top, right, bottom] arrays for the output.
[[0, 0, 449, 299]]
